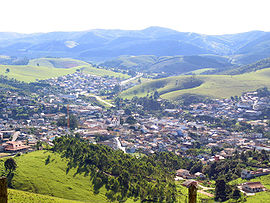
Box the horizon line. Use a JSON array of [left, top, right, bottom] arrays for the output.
[[0, 26, 268, 36]]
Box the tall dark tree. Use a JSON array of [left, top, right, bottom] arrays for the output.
[[153, 90, 159, 100], [69, 114, 79, 130], [231, 187, 241, 200], [4, 158, 17, 174], [215, 178, 231, 202]]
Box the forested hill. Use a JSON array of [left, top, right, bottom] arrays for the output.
[[52, 136, 192, 202], [100, 55, 233, 74], [222, 57, 270, 75]]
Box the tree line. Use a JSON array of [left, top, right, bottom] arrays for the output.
[[52, 136, 193, 202]]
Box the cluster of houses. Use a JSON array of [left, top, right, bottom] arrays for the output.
[[0, 71, 270, 200], [46, 72, 121, 100], [176, 167, 268, 194], [189, 91, 270, 121], [0, 81, 269, 161]]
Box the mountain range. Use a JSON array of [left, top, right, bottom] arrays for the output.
[[1, 26, 270, 73]]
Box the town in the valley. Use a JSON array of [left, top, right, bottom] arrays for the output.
[[0, 71, 270, 196]]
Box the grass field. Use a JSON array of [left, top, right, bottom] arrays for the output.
[[121, 68, 270, 100], [80, 65, 129, 79], [188, 68, 216, 75], [28, 58, 89, 68], [8, 189, 82, 203], [28, 58, 129, 78], [175, 181, 213, 202], [0, 151, 109, 202], [0, 58, 129, 82], [0, 65, 78, 82]]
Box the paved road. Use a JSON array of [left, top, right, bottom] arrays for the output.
[[12, 131, 20, 141], [115, 137, 126, 153], [94, 95, 115, 107], [198, 184, 215, 191], [120, 73, 143, 86], [197, 183, 215, 197], [80, 91, 115, 107], [198, 190, 214, 197]]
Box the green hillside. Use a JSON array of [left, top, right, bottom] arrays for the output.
[[120, 68, 270, 100], [188, 68, 216, 75], [8, 189, 81, 203], [80, 66, 129, 79], [0, 151, 109, 202], [0, 65, 77, 82], [28, 58, 89, 68], [101, 55, 232, 74], [2, 150, 212, 203], [229, 174, 270, 202], [0, 58, 129, 82], [223, 57, 270, 75], [175, 181, 213, 202], [148, 55, 231, 74], [100, 55, 157, 70]]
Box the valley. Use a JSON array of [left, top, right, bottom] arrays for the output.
[[0, 27, 270, 203]]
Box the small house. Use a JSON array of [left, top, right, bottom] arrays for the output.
[[176, 169, 192, 179], [242, 182, 265, 193], [194, 172, 206, 179], [4, 141, 30, 152]]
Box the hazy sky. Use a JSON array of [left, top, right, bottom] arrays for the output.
[[1, 0, 270, 35]]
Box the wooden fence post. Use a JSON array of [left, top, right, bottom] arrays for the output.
[[0, 177, 7, 203], [188, 182, 197, 203]]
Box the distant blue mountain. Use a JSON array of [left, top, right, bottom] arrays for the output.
[[0, 27, 269, 66]]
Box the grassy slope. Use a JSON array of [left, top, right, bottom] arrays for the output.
[[1, 151, 198, 203], [0, 58, 129, 82], [2, 151, 212, 203], [222, 56, 270, 75], [101, 55, 231, 74], [121, 68, 270, 100], [116, 55, 157, 69], [0, 65, 77, 82], [8, 189, 81, 203], [176, 181, 213, 202], [29, 58, 129, 78], [80, 66, 129, 79], [189, 68, 216, 75], [28, 58, 89, 68], [229, 174, 270, 202], [0, 151, 109, 202]]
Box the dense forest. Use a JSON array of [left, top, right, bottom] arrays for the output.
[[52, 136, 193, 202]]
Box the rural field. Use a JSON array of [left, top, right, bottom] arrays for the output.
[[28, 58, 89, 68], [0, 58, 129, 82], [121, 68, 270, 100], [0, 65, 77, 82], [8, 189, 82, 203], [0, 151, 108, 202]]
